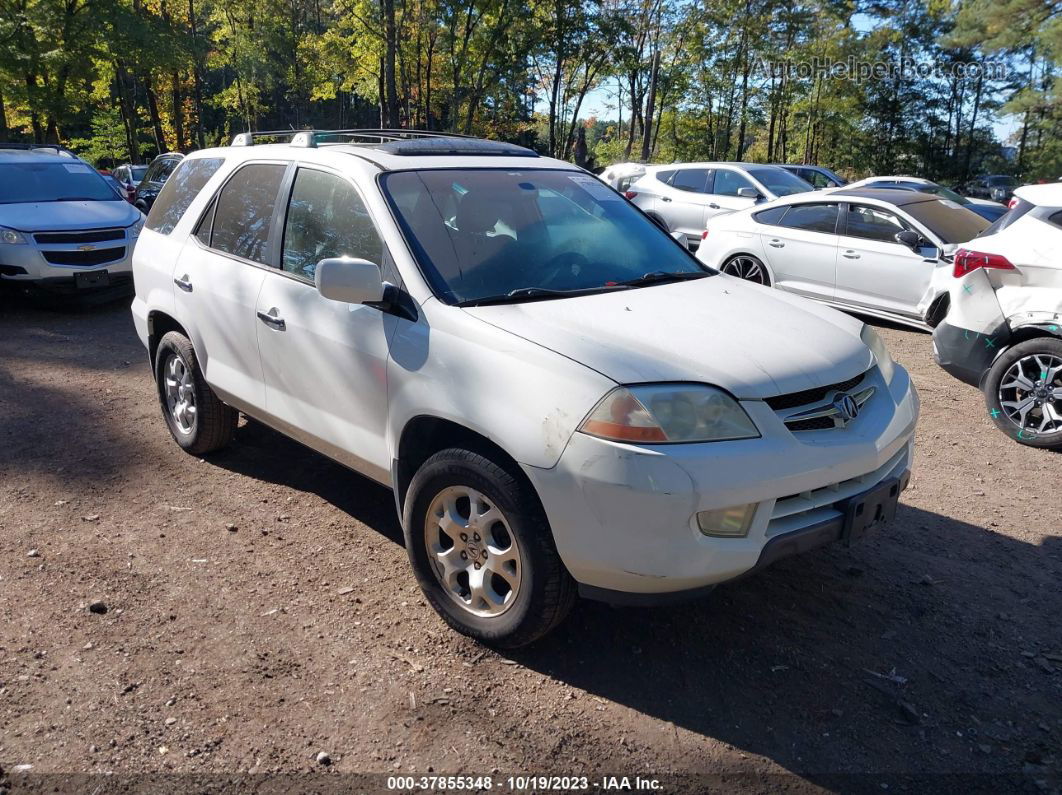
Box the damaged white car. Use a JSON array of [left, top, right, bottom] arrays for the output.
[[933, 184, 1062, 449], [694, 188, 989, 329]]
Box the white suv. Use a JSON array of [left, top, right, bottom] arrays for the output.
[[131, 130, 919, 646], [933, 183, 1062, 448]]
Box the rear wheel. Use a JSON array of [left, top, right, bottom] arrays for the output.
[[720, 254, 771, 286], [983, 337, 1062, 449], [155, 331, 237, 455], [403, 448, 576, 647]]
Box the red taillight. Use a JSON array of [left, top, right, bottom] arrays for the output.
[[623, 191, 637, 200], [1008, 197, 1019, 209], [701, 229, 709, 240], [953, 248, 1016, 278]]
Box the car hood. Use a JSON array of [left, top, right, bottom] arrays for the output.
[[463, 276, 873, 399], [2, 200, 141, 232]]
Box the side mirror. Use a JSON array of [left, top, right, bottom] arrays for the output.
[[670, 230, 690, 250], [315, 257, 386, 304], [736, 187, 759, 199], [895, 230, 922, 251]]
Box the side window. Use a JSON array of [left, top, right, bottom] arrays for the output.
[[1049, 210, 1062, 229], [145, 157, 225, 235], [655, 169, 676, 185], [845, 204, 909, 243], [779, 203, 839, 234], [753, 206, 788, 225], [671, 169, 710, 193], [210, 163, 287, 264], [713, 169, 756, 197], [193, 196, 217, 244], [281, 168, 385, 282], [800, 170, 830, 189]]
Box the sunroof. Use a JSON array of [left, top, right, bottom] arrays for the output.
[[373, 138, 538, 157]]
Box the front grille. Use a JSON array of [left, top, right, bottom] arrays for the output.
[[765, 372, 867, 411], [785, 416, 837, 432], [43, 247, 126, 266], [34, 229, 124, 244]]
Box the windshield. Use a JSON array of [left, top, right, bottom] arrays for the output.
[[0, 161, 122, 203], [381, 168, 707, 304], [131, 166, 148, 181], [989, 176, 1017, 187], [746, 167, 813, 196], [905, 198, 990, 244]]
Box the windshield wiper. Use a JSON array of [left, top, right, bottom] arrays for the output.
[[614, 270, 711, 288], [456, 284, 627, 307]]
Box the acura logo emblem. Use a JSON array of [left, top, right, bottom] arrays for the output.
[[833, 393, 860, 422]]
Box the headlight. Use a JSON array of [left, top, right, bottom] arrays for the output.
[[861, 325, 895, 383], [579, 384, 760, 443], [128, 218, 145, 240], [0, 228, 27, 245]]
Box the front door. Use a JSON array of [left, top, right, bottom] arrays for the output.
[[255, 165, 399, 483], [757, 201, 840, 300]]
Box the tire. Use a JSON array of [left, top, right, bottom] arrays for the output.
[[403, 448, 576, 647], [983, 337, 1062, 450], [720, 254, 771, 286], [155, 331, 237, 455]]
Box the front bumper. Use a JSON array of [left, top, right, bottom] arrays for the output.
[[0, 228, 135, 288], [524, 364, 919, 597]]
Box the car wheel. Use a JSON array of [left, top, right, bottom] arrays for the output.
[[720, 254, 771, 286], [983, 337, 1062, 450], [155, 331, 237, 455], [403, 448, 576, 647]]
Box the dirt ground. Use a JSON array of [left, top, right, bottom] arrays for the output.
[[0, 293, 1059, 794]]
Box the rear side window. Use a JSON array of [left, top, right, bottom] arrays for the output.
[[145, 157, 225, 235], [753, 206, 787, 225], [210, 164, 287, 263], [655, 170, 676, 184], [671, 169, 711, 193], [1049, 210, 1062, 229], [281, 168, 385, 282], [779, 203, 839, 233]]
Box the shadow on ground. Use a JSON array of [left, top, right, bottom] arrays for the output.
[[209, 419, 1061, 790]]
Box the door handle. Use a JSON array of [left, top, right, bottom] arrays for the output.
[[708, 203, 720, 209], [256, 309, 286, 330], [842, 251, 860, 259], [661, 196, 672, 202], [174, 275, 193, 292], [768, 239, 784, 248]]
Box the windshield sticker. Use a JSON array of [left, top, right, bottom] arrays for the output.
[[568, 174, 621, 201], [63, 163, 93, 174]]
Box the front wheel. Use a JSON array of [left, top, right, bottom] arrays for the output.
[[403, 448, 576, 647], [983, 337, 1062, 449], [720, 254, 771, 286]]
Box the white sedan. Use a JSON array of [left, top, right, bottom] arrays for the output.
[[695, 188, 990, 329]]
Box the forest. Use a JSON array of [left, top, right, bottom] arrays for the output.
[[0, 0, 1058, 182]]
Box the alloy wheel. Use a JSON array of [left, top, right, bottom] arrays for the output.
[[163, 353, 197, 435], [424, 485, 522, 617], [721, 256, 769, 285], [998, 353, 1062, 435]]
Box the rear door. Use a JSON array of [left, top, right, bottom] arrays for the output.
[[254, 165, 400, 483], [173, 161, 289, 409], [758, 201, 840, 299], [834, 202, 936, 319], [657, 168, 713, 244]]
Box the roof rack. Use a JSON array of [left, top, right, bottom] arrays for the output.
[[0, 142, 78, 158], [230, 128, 478, 148]]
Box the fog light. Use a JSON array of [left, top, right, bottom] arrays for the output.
[[696, 503, 756, 537]]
